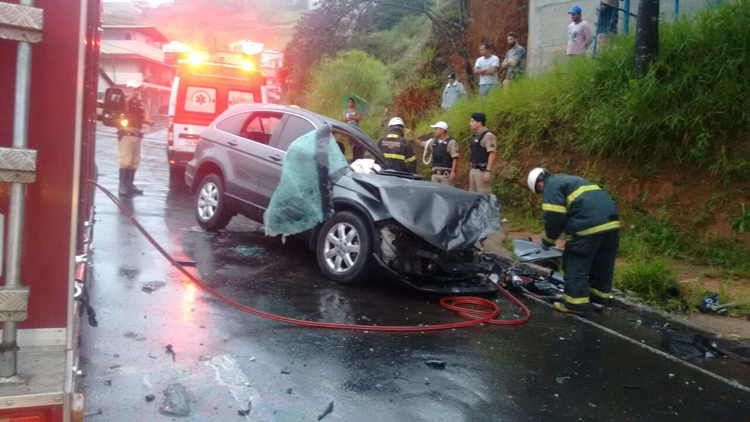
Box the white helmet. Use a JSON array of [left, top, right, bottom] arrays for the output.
[[527, 167, 547, 194], [126, 81, 142, 89], [388, 117, 404, 127]]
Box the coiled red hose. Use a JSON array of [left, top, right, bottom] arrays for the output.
[[91, 180, 530, 331]]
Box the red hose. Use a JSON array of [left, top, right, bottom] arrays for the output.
[[91, 180, 530, 331]]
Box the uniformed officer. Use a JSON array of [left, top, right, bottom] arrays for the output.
[[527, 167, 621, 314], [415, 121, 459, 185], [377, 117, 416, 173], [468, 113, 497, 194], [118, 81, 151, 195]]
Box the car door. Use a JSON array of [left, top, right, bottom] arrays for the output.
[[254, 113, 317, 210], [214, 110, 284, 216]]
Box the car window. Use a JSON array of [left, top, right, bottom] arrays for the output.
[[276, 115, 316, 151], [184, 86, 217, 114], [334, 131, 371, 162], [239, 112, 283, 145], [215, 112, 251, 135], [228, 90, 255, 107]]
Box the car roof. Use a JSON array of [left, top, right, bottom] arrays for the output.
[[221, 103, 383, 159]]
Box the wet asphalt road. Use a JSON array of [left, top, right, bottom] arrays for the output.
[[81, 125, 750, 421]]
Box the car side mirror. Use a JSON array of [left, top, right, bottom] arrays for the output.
[[101, 88, 127, 127]]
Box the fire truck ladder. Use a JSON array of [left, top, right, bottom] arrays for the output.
[[0, 0, 43, 381]]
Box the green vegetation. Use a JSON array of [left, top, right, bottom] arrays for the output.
[[615, 259, 679, 306], [731, 202, 749, 234], [417, 1, 750, 183], [303, 51, 394, 137]]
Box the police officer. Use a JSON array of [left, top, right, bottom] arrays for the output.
[[527, 167, 621, 314], [118, 81, 151, 195], [377, 117, 416, 173], [417, 121, 459, 185], [468, 113, 497, 193]]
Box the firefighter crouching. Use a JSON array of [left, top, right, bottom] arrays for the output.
[[527, 168, 621, 314], [118, 81, 151, 196], [377, 117, 417, 173]]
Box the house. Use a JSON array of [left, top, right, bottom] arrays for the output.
[[229, 40, 285, 103], [99, 26, 172, 116]]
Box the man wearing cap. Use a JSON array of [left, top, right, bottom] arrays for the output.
[[567, 6, 594, 56], [416, 122, 459, 185], [441, 72, 467, 110], [467, 113, 496, 194], [118, 81, 152, 195], [377, 117, 417, 173]]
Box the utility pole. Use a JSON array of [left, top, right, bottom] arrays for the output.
[[634, 0, 659, 77]]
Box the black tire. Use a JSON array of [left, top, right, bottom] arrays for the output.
[[194, 174, 233, 232], [316, 211, 372, 285]]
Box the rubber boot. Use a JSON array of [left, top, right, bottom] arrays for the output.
[[128, 168, 144, 195], [119, 168, 131, 196]]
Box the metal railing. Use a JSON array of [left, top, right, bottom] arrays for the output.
[[0, 0, 42, 380]]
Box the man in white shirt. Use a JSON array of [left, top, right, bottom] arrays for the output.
[[474, 42, 500, 95], [567, 6, 594, 55]]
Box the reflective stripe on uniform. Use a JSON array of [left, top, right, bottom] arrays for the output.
[[576, 220, 621, 236], [566, 185, 600, 207], [404, 156, 416, 163], [387, 134, 399, 138], [542, 203, 567, 213], [384, 153, 406, 160], [590, 287, 612, 299], [542, 233, 556, 244], [564, 294, 590, 304]]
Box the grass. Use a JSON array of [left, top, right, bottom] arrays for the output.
[[416, 0, 750, 183], [615, 259, 679, 307]]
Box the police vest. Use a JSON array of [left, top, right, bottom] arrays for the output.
[[470, 130, 493, 166], [432, 139, 454, 168], [126, 98, 145, 129]]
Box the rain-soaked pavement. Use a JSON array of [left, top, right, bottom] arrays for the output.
[[81, 125, 750, 421]]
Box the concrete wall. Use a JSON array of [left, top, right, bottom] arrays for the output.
[[527, 0, 717, 75]]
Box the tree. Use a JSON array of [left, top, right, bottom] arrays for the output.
[[358, 0, 475, 86], [634, 0, 659, 77]]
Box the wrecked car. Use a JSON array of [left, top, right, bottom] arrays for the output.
[[185, 104, 502, 293]]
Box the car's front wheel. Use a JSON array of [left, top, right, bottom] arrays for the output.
[[316, 211, 371, 285], [195, 174, 232, 231]]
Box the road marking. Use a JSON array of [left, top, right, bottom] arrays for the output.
[[206, 355, 267, 420], [525, 295, 750, 393]]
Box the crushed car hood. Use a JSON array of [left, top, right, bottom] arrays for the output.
[[350, 173, 501, 251]]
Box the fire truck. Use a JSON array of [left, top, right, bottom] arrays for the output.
[[0, 0, 101, 420]]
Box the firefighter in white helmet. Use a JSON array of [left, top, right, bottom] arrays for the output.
[[527, 167, 621, 314], [376, 117, 417, 173]]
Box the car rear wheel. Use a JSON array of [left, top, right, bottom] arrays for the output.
[[316, 211, 371, 285], [195, 174, 232, 231]]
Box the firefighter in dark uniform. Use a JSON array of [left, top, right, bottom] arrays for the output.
[[118, 81, 151, 195], [377, 117, 416, 173], [527, 167, 621, 314]]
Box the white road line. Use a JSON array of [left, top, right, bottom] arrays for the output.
[[524, 295, 750, 393]]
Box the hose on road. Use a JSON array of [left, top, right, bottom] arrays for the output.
[[91, 180, 530, 331]]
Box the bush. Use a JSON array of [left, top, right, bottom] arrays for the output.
[[615, 259, 679, 305], [303, 50, 394, 138], [416, 0, 750, 182]]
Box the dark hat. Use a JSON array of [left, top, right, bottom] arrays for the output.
[[471, 112, 486, 125], [447, 71, 457, 79]]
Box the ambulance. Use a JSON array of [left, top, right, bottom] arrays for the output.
[[167, 51, 267, 177]]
